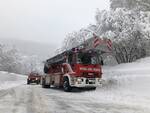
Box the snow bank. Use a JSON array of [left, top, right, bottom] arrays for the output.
[[80, 57, 150, 111], [0, 71, 27, 90], [102, 57, 150, 86]]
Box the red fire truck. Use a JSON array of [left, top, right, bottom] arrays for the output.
[[27, 72, 41, 84], [41, 47, 103, 92]]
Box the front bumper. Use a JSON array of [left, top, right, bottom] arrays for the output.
[[28, 78, 40, 83], [70, 77, 102, 88]]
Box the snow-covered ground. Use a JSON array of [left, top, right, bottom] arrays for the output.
[[82, 57, 150, 113], [0, 71, 27, 90], [0, 57, 150, 113]]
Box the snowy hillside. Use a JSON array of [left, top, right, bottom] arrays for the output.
[[0, 38, 56, 60], [0, 71, 27, 90], [81, 57, 150, 112], [0, 39, 51, 74]]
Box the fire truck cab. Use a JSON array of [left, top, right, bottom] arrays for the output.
[[41, 48, 103, 91]]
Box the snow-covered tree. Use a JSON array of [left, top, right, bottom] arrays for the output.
[[110, 0, 150, 11], [61, 24, 98, 52], [0, 44, 43, 75], [61, 0, 150, 64], [0, 45, 18, 73], [95, 7, 150, 63]]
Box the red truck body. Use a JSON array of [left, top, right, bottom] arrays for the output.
[[27, 72, 41, 84], [41, 48, 103, 91]]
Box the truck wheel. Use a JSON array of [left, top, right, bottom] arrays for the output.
[[63, 77, 72, 92], [36, 81, 39, 84], [45, 85, 50, 88], [42, 79, 45, 88], [37, 80, 40, 84], [27, 80, 30, 85], [42, 79, 50, 88]]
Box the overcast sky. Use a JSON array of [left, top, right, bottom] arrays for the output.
[[0, 0, 109, 47]]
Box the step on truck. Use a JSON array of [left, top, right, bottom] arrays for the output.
[[41, 48, 103, 92]]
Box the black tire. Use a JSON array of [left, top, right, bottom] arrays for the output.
[[45, 85, 50, 88], [42, 79, 45, 88], [42, 79, 50, 88], [41, 78, 44, 86], [27, 79, 30, 85], [63, 77, 72, 92], [36, 81, 39, 84], [36, 80, 40, 84]]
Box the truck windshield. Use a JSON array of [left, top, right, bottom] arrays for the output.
[[77, 52, 99, 64]]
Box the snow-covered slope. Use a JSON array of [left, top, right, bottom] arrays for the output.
[[0, 71, 27, 90], [82, 57, 150, 112], [0, 38, 56, 60]]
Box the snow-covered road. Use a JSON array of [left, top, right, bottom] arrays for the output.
[[0, 57, 150, 113], [0, 84, 149, 113], [0, 85, 51, 113]]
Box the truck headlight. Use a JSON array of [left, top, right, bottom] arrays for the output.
[[77, 78, 82, 82], [76, 78, 84, 84]]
